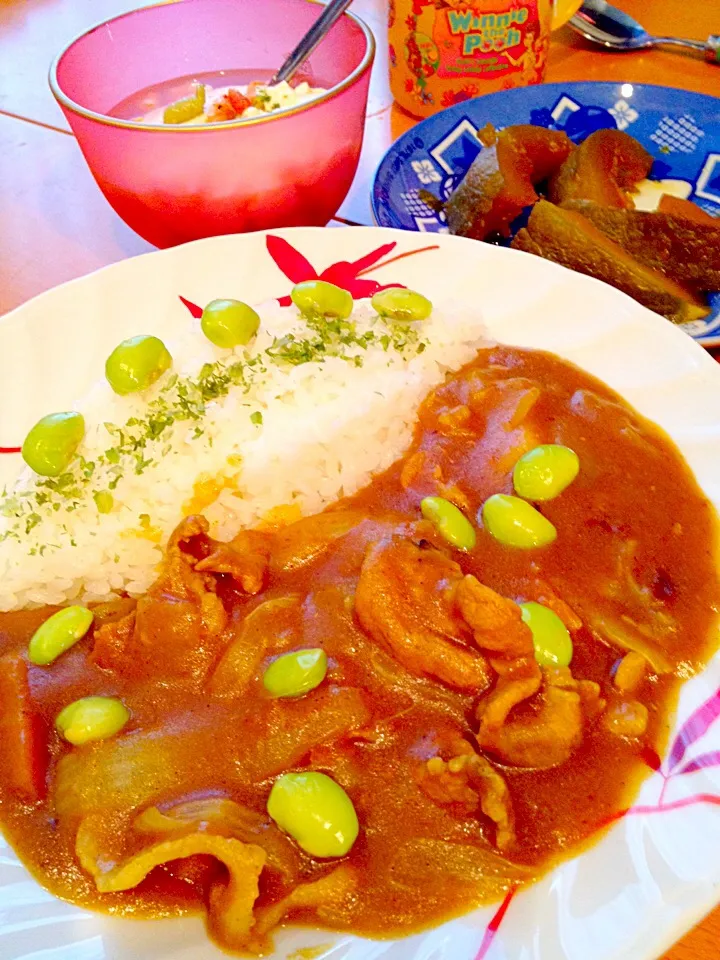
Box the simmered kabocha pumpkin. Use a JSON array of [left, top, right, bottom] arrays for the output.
[[512, 200, 709, 324], [657, 194, 718, 224], [445, 125, 573, 240], [548, 129, 653, 209], [560, 200, 720, 294]]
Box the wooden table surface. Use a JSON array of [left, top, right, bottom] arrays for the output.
[[0, 0, 718, 956]]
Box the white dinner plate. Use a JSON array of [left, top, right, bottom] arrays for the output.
[[1, 227, 720, 960]]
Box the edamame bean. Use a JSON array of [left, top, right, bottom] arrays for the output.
[[263, 648, 328, 698], [513, 444, 580, 501], [421, 496, 476, 551], [291, 280, 353, 319], [371, 288, 432, 322], [28, 606, 94, 666], [201, 299, 260, 348], [55, 696, 130, 745], [22, 411, 85, 478], [105, 335, 172, 396], [481, 494, 557, 549], [163, 85, 206, 124], [267, 771, 359, 858], [520, 601, 573, 668]]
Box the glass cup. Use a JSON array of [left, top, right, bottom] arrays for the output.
[[50, 0, 374, 248], [389, 0, 584, 118]]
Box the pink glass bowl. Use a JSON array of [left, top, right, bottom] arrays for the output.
[[50, 0, 374, 248]]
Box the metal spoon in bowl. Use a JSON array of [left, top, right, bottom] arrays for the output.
[[568, 0, 720, 63], [270, 0, 356, 85]]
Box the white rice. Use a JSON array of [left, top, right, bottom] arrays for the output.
[[0, 299, 487, 611]]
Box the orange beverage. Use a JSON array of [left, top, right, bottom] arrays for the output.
[[389, 0, 583, 117]]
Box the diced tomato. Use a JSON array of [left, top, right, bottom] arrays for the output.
[[0, 655, 49, 802], [206, 89, 253, 123], [206, 96, 235, 122], [227, 89, 252, 115]]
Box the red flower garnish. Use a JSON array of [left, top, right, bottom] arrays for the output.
[[265, 235, 408, 305], [178, 295, 203, 319], [179, 236, 440, 317], [639, 745, 662, 772], [474, 887, 517, 960], [667, 688, 720, 772], [588, 684, 720, 831], [675, 749, 720, 776]]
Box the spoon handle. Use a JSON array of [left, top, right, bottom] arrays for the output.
[[271, 0, 356, 85], [654, 34, 720, 63], [704, 34, 720, 63]]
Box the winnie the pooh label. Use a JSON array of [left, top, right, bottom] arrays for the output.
[[389, 0, 579, 118]]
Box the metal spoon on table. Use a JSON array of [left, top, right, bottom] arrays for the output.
[[270, 0, 356, 85], [568, 0, 720, 64]]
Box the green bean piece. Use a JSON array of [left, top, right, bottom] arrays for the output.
[[267, 771, 359, 858], [201, 299, 261, 348], [28, 606, 94, 666], [420, 496, 476, 551], [21, 411, 85, 478], [163, 84, 206, 124], [520, 601, 573, 668], [481, 493, 557, 549], [513, 444, 580, 501], [55, 696, 130, 745], [290, 280, 353, 319], [371, 288, 433, 322], [105, 335, 172, 396], [263, 648, 328, 698]]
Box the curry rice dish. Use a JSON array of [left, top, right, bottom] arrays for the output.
[[0, 282, 717, 954]]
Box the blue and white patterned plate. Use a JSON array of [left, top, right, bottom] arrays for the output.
[[372, 81, 720, 346]]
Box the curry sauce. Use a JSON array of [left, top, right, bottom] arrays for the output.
[[0, 346, 718, 954]]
